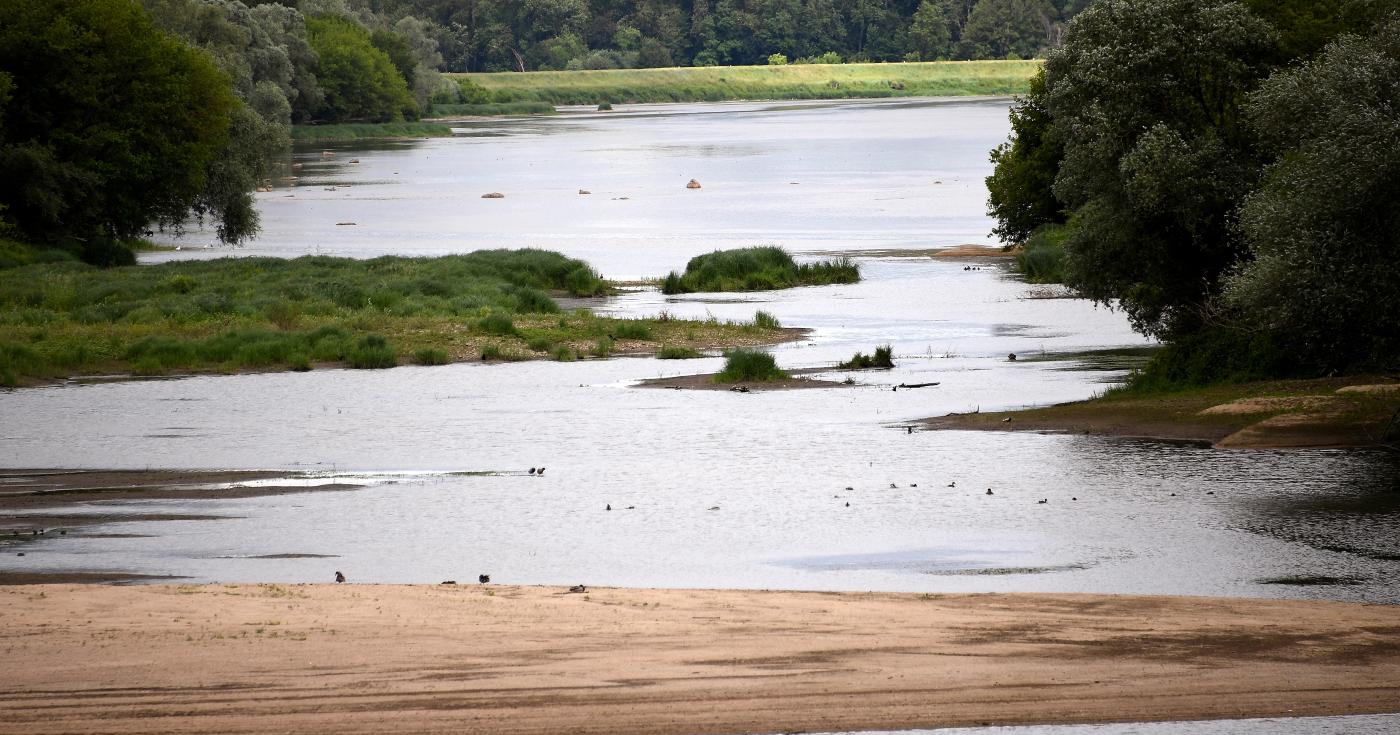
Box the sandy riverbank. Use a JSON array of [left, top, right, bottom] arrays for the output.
[[1, 584, 1397, 734], [922, 376, 1400, 449]]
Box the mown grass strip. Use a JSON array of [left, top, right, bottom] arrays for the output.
[[453, 60, 1040, 106]]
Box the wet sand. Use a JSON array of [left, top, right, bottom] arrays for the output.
[[1, 584, 1397, 734]]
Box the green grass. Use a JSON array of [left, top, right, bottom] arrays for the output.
[[657, 345, 702, 359], [290, 122, 454, 142], [839, 344, 894, 369], [714, 348, 789, 383], [451, 60, 1040, 106], [662, 247, 859, 294], [428, 101, 556, 117], [1014, 223, 1069, 284]]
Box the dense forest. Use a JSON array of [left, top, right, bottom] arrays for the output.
[[987, 0, 1399, 382]]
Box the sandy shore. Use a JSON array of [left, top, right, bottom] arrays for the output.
[[1, 584, 1398, 734]]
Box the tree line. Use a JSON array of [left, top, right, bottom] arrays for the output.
[[986, 0, 1399, 380]]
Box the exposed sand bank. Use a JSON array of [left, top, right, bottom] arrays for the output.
[[922, 376, 1400, 449], [1, 584, 1397, 734]]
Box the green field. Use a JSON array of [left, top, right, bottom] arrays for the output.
[[452, 60, 1040, 105]]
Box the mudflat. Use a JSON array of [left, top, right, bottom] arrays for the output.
[[2, 584, 1399, 734]]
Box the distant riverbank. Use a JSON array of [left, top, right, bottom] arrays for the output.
[[453, 59, 1039, 106], [922, 375, 1400, 449]]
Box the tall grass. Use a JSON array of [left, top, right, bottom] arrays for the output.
[[839, 344, 894, 369], [452, 60, 1039, 106], [714, 348, 789, 383], [291, 122, 454, 142], [663, 246, 859, 294]]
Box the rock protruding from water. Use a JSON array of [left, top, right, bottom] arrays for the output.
[[686, 179, 702, 189], [482, 192, 505, 199]]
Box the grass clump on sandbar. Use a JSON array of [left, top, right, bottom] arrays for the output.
[[839, 345, 894, 369], [714, 349, 789, 383], [662, 246, 859, 294], [0, 249, 793, 387]]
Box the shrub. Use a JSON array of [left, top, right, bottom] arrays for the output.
[[714, 348, 788, 383], [552, 345, 577, 361], [348, 334, 396, 369], [1014, 223, 1069, 284], [767, 53, 789, 65], [526, 336, 554, 352]]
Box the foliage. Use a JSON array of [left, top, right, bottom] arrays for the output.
[[839, 344, 894, 369], [428, 101, 556, 117], [767, 53, 789, 65], [752, 310, 781, 329], [348, 333, 397, 368], [307, 14, 418, 122], [956, 0, 1057, 60], [985, 68, 1063, 243], [1117, 328, 1290, 394], [1222, 20, 1400, 373], [1012, 222, 1068, 283], [662, 246, 859, 293], [714, 348, 788, 382], [1042, 0, 1276, 338], [0, 0, 237, 259]]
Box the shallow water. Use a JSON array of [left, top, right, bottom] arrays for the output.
[[3, 98, 1398, 607], [831, 713, 1400, 734]]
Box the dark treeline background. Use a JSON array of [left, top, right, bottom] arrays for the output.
[[276, 0, 1090, 72]]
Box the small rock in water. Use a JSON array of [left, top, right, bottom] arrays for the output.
[[481, 192, 505, 199], [686, 179, 702, 189]]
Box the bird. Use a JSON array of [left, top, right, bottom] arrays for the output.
[[442, 580, 457, 585], [606, 504, 612, 511], [335, 571, 345, 583], [890, 483, 897, 489], [707, 506, 720, 511], [845, 502, 850, 507], [569, 584, 587, 593], [907, 426, 913, 434], [947, 482, 956, 488], [986, 488, 994, 495], [479, 574, 490, 584], [1038, 499, 1048, 504], [529, 467, 536, 475], [537, 467, 546, 475], [1008, 353, 1018, 361]]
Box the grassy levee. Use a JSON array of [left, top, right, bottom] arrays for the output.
[[662, 246, 859, 294], [291, 122, 455, 142], [452, 60, 1040, 106], [0, 250, 788, 386]]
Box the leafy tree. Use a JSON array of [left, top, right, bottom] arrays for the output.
[[909, 0, 953, 60], [985, 69, 1063, 243], [1042, 0, 1276, 338], [306, 14, 417, 121], [956, 0, 1054, 59], [0, 0, 238, 259], [1223, 19, 1400, 371]]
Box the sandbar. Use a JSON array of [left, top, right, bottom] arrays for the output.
[[1, 584, 1398, 734]]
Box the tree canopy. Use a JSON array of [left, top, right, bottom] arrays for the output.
[[986, 0, 1400, 375], [0, 0, 238, 262]]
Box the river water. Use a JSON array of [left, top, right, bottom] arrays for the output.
[[3, 98, 1398, 604]]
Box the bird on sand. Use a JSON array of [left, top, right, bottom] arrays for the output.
[[569, 584, 587, 593], [335, 571, 346, 583], [479, 574, 490, 584]]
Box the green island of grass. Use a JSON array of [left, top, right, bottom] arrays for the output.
[[453, 60, 1040, 106], [839, 345, 894, 370], [427, 101, 557, 118], [0, 249, 792, 387], [662, 246, 859, 294]]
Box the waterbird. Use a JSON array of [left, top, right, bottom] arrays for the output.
[[335, 571, 345, 583], [442, 580, 457, 585], [986, 488, 994, 495], [907, 426, 913, 434], [537, 467, 546, 475], [845, 502, 850, 507], [890, 483, 897, 489], [707, 506, 720, 511], [479, 574, 490, 584], [569, 584, 587, 593], [1038, 499, 1048, 504], [529, 467, 536, 475], [606, 504, 612, 511], [947, 482, 956, 488], [1008, 353, 1018, 361]]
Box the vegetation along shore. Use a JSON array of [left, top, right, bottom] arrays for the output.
[[455, 60, 1039, 106], [0, 250, 794, 388]]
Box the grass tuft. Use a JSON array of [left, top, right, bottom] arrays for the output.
[[657, 345, 702, 359], [714, 348, 788, 383], [840, 344, 894, 369]]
